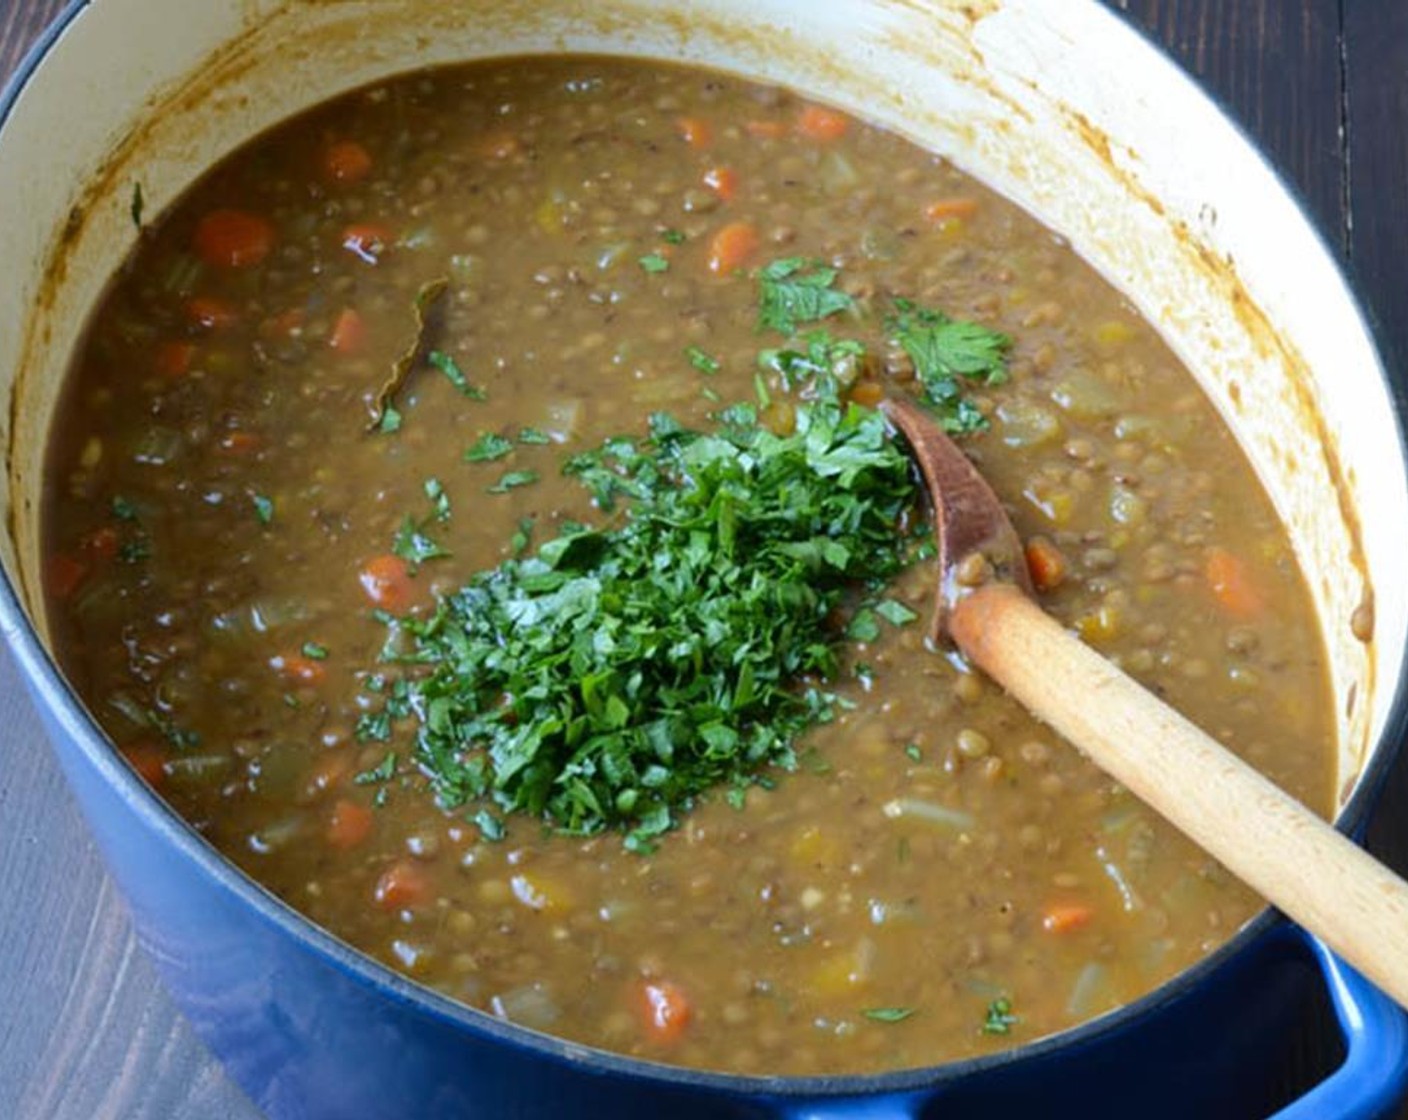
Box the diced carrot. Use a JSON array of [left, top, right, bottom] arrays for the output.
[[121, 740, 167, 788], [194, 209, 275, 269], [342, 223, 392, 264], [270, 653, 327, 686], [634, 979, 693, 1045], [82, 525, 120, 562], [677, 116, 713, 149], [744, 119, 787, 140], [327, 798, 375, 850], [218, 431, 262, 455], [796, 104, 849, 142], [925, 197, 980, 224], [1205, 546, 1264, 618], [374, 859, 431, 911], [329, 308, 366, 355], [480, 132, 520, 161], [702, 166, 738, 202], [186, 295, 240, 332], [47, 552, 87, 600], [1025, 535, 1069, 592], [706, 221, 760, 277], [155, 340, 196, 379], [358, 554, 414, 613], [1041, 902, 1094, 934], [323, 139, 373, 185], [849, 380, 885, 409]]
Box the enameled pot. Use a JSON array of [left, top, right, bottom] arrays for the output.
[[3, 2, 1408, 1116]]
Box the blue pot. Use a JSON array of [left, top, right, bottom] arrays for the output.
[[4, 2, 1408, 1116]]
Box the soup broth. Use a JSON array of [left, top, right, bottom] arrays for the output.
[[43, 57, 1333, 1075]]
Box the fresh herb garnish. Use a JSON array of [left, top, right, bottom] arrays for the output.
[[638, 252, 670, 274], [686, 346, 721, 375], [517, 427, 552, 445], [393, 516, 451, 568], [487, 469, 539, 495], [429, 349, 487, 400], [251, 493, 274, 525], [904, 743, 923, 762], [465, 433, 514, 462], [118, 538, 150, 564], [354, 751, 398, 786], [378, 405, 403, 434], [983, 996, 1020, 1035], [367, 372, 915, 848], [661, 228, 687, 245], [846, 608, 880, 643], [111, 495, 139, 522], [864, 1007, 916, 1023], [875, 599, 918, 627], [425, 477, 451, 521], [757, 257, 856, 335], [509, 517, 534, 556], [888, 298, 1010, 433], [301, 641, 330, 661], [473, 809, 506, 841]]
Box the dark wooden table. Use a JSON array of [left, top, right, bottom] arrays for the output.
[[1, 2, 1405, 1116]]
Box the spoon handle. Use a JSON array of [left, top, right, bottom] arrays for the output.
[[951, 581, 1408, 1009]]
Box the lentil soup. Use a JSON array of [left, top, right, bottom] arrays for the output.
[[43, 57, 1333, 1076]]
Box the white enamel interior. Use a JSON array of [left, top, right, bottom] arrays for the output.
[[1, 0, 1404, 811]]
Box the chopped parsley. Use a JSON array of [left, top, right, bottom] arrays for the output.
[[983, 996, 1020, 1035], [251, 493, 274, 525], [429, 349, 487, 400], [686, 346, 721, 375], [111, 495, 139, 522], [354, 257, 1009, 851], [393, 517, 450, 568], [301, 641, 329, 661], [638, 252, 670, 274], [517, 427, 552, 445], [118, 537, 151, 564], [354, 751, 397, 786], [425, 477, 451, 521], [757, 257, 856, 335], [889, 298, 1010, 433], [368, 376, 915, 849], [378, 405, 403, 434], [661, 228, 687, 245], [465, 432, 514, 462], [863, 1007, 916, 1023], [487, 469, 539, 494]]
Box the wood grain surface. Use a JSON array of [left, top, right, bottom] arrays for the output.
[[1, 2, 1405, 1117]]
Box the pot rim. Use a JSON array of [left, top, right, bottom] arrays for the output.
[[2, 0, 1406, 1101]]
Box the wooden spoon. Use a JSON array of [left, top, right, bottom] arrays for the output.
[[881, 394, 1408, 1009]]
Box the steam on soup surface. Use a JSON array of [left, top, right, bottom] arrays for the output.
[[43, 57, 1333, 1075]]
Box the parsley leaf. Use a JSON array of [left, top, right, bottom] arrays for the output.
[[661, 228, 687, 245], [301, 641, 329, 660], [488, 469, 539, 494], [889, 299, 1010, 433], [354, 752, 397, 785], [983, 996, 1020, 1035], [393, 515, 451, 567], [757, 257, 856, 335], [111, 495, 139, 521], [517, 427, 552, 445], [378, 405, 403, 434], [638, 253, 670, 274], [864, 1007, 916, 1023], [686, 346, 721, 375], [429, 350, 487, 400], [465, 433, 513, 462], [425, 477, 451, 521], [251, 493, 274, 525], [875, 599, 918, 627]]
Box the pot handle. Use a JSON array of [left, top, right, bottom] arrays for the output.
[[1269, 930, 1408, 1119]]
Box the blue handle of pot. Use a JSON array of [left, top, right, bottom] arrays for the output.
[[1269, 931, 1408, 1120]]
